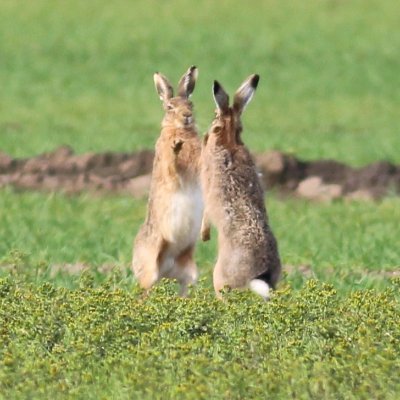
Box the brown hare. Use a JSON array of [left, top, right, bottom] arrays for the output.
[[201, 74, 281, 299], [132, 66, 203, 296]]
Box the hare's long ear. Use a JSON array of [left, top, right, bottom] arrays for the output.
[[154, 72, 174, 103], [177, 65, 198, 98], [213, 81, 230, 114], [233, 74, 259, 114]]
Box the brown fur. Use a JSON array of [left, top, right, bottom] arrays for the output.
[[201, 75, 281, 299], [132, 66, 203, 296]]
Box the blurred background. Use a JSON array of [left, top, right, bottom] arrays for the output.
[[1, 0, 399, 164]]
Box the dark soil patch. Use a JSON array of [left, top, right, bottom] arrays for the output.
[[1, 146, 399, 200]]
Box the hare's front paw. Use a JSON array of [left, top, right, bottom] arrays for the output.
[[172, 139, 184, 154]]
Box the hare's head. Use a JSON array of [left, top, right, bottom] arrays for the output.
[[154, 66, 198, 130], [205, 74, 259, 148]]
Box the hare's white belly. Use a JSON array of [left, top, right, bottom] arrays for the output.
[[162, 184, 203, 254]]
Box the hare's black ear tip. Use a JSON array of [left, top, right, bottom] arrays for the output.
[[213, 80, 221, 93], [189, 65, 198, 78], [251, 74, 260, 88]]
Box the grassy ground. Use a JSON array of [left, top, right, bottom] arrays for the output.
[[1, 0, 400, 164], [0, 189, 399, 292], [1, 0, 400, 398]]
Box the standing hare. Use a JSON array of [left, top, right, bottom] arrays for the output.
[[132, 66, 203, 296], [201, 74, 281, 299]]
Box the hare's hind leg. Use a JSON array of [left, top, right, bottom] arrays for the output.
[[133, 238, 168, 292], [175, 245, 198, 296], [213, 260, 227, 300], [132, 252, 158, 291]]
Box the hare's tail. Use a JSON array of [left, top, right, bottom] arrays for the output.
[[249, 279, 270, 300], [249, 268, 277, 299]]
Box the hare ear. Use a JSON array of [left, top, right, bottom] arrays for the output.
[[213, 81, 230, 113], [177, 66, 198, 98], [154, 72, 174, 103], [233, 74, 259, 114]]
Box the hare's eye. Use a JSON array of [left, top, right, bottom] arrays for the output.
[[213, 125, 222, 133], [167, 104, 174, 111]]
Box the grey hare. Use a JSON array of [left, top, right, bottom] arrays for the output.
[[201, 74, 281, 299]]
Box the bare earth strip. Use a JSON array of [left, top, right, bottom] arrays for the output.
[[1, 146, 400, 201]]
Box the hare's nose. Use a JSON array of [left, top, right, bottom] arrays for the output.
[[183, 112, 193, 125]]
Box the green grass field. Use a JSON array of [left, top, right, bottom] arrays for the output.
[[0, 189, 399, 292], [1, 0, 400, 164], [1, 0, 400, 398]]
